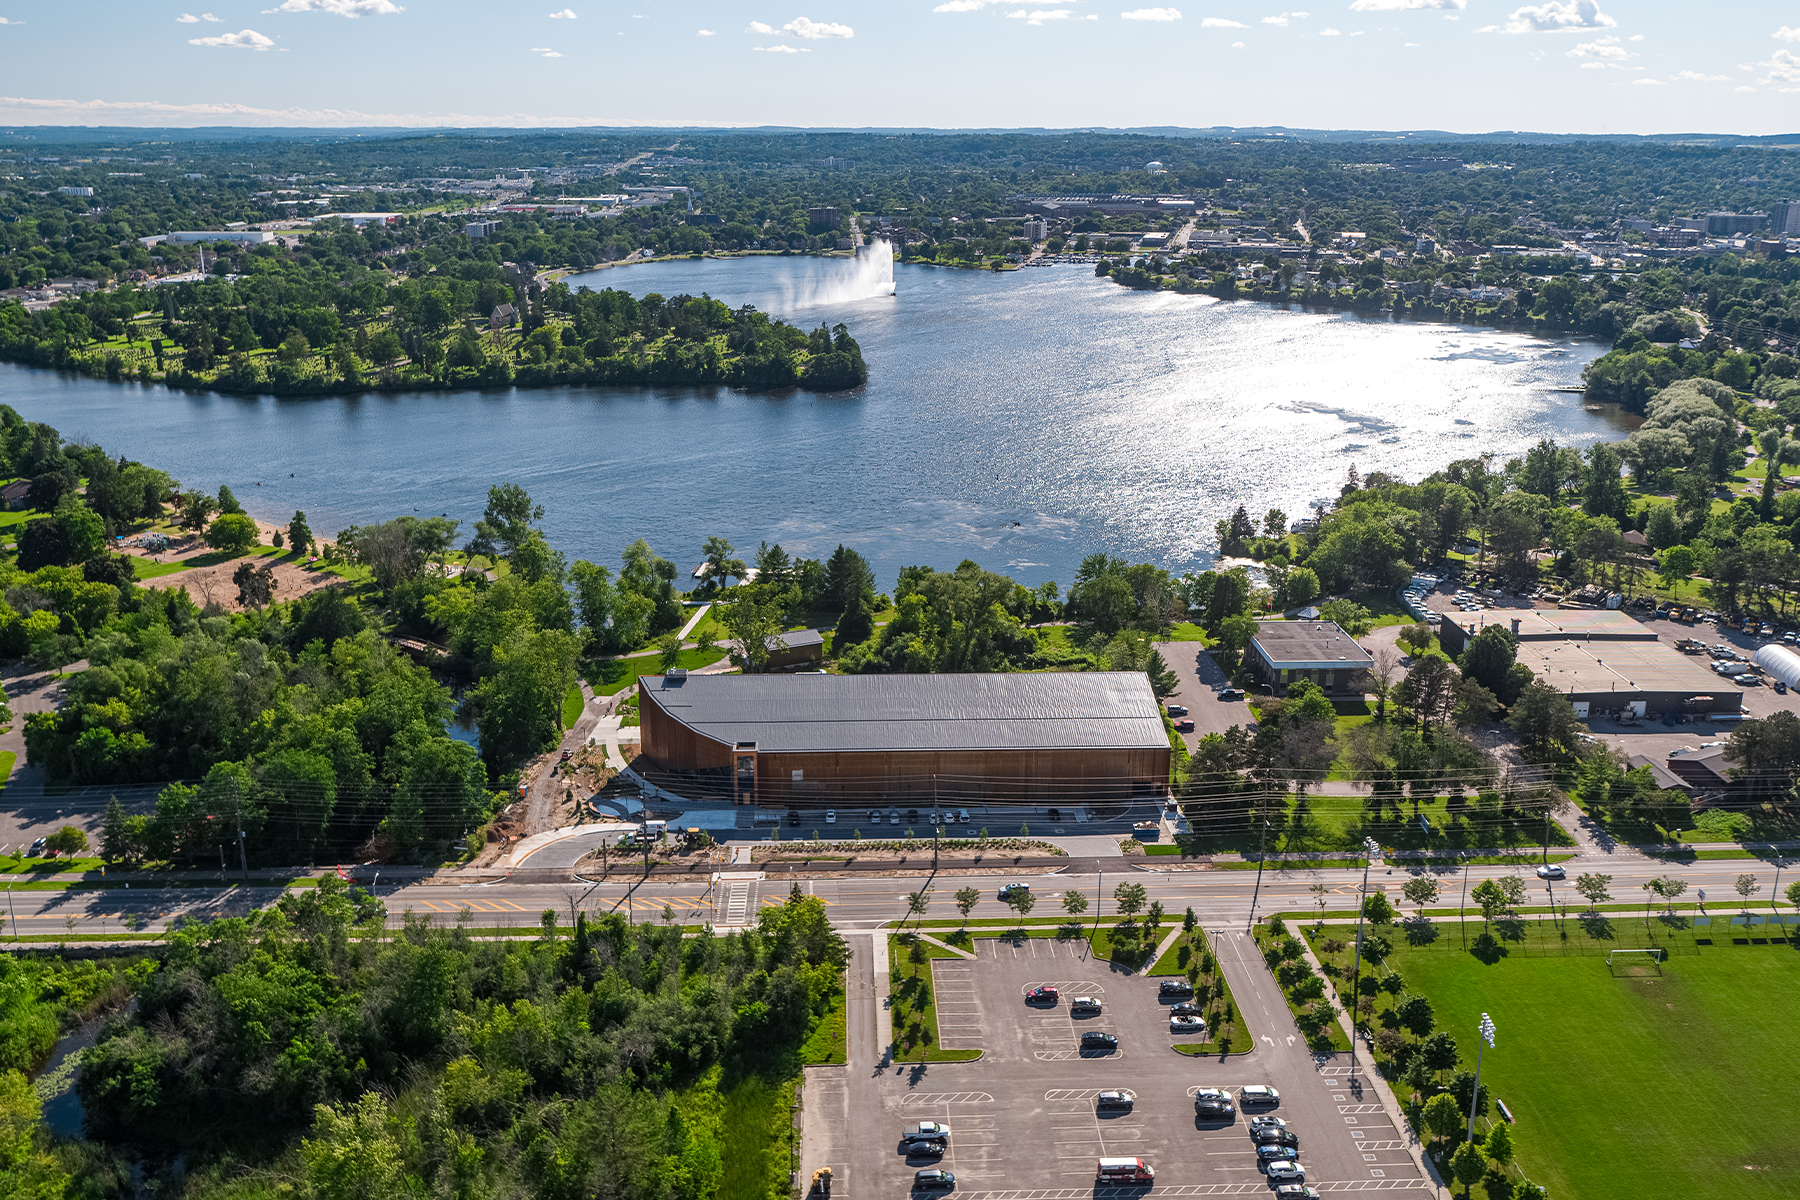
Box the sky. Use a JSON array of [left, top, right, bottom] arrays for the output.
[[0, 1, 1798, 135]]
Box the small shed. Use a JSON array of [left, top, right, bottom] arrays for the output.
[[0, 480, 31, 511], [489, 303, 518, 330]]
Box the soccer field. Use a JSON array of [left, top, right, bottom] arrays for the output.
[[1390, 936, 1800, 1200]]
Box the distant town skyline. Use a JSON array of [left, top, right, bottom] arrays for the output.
[[1, 0, 1798, 134]]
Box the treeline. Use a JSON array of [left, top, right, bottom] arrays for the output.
[[26, 883, 845, 1200]]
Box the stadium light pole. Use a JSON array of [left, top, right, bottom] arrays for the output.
[[1466, 1013, 1496, 1142], [1346, 836, 1380, 1084], [1245, 817, 1272, 933]]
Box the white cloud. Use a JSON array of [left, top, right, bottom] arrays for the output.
[[548, 7, 576, 16], [1349, 0, 1462, 10], [746, 20, 775, 31], [0, 93, 730, 128], [528, 46, 563, 55], [1774, 26, 1800, 42], [1123, 7, 1182, 19], [1319, 26, 1339, 34], [1010, 8, 1075, 20], [1631, 77, 1660, 85], [1231, 38, 1244, 46], [264, 0, 402, 14], [1577, 60, 1603, 68], [754, 44, 809, 51], [176, 12, 201, 20], [1627, 33, 1641, 40], [1735, 84, 1756, 92], [1566, 36, 1626, 60], [1670, 70, 1728, 81], [697, 28, 715, 35], [932, 0, 994, 9], [1262, 13, 1287, 23], [1481, 0, 1613, 34], [784, 16, 853, 37], [189, 27, 275, 47], [1199, 15, 1245, 26], [1749, 48, 1800, 85], [0, 15, 22, 22]]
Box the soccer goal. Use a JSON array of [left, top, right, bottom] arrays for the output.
[[1607, 947, 1665, 977]]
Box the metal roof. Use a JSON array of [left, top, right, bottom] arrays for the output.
[[641, 671, 1168, 754]]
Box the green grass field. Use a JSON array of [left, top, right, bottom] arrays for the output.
[[561, 682, 584, 730], [1383, 936, 1800, 1200], [1171, 790, 1576, 857], [591, 648, 731, 696]]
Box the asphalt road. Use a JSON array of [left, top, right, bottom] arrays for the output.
[[1, 856, 1784, 938]]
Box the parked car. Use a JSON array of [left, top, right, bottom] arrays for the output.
[[867, 810, 882, 824], [1158, 980, 1194, 998], [1080, 1031, 1118, 1051], [906, 809, 920, 823], [913, 1169, 956, 1191], [786, 810, 800, 826], [27, 838, 45, 858], [1218, 688, 1245, 701], [1778, 680, 1790, 695], [1169, 1015, 1207, 1032], [825, 809, 837, 824], [1166, 704, 1188, 717], [1046, 808, 1062, 821], [957, 808, 970, 823], [1169, 1001, 1203, 1017], [908, 1139, 947, 1159], [1274, 1186, 1321, 1199], [1095, 1091, 1134, 1111], [1027, 985, 1060, 1004], [1239, 1086, 1280, 1106], [1247, 1115, 1287, 1131], [1265, 1162, 1306, 1183], [1256, 1143, 1300, 1162], [1535, 864, 1566, 880], [1070, 996, 1102, 1015], [1252, 1128, 1300, 1148], [1192, 1088, 1234, 1117], [904, 1122, 952, 1143], [1175, 718, 1195, 732]]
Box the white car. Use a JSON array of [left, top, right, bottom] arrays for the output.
[[1265, 1162, 1306, 1182], [825, 810, 837, 824], [1535, 864, 1565, 880], [1169, 1015, 1207, 1033]]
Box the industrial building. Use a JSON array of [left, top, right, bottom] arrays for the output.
[[1247, 621, 1374, 696], [1439, 609, 1742, 717], [636, 671, 1171, 807]]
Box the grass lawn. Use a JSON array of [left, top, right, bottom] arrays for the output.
[[132, 543, 283, 579], [0, 750, 14, 788], [561, 682, 584, 731], [591, 648, 731, 696], [1157, 928, 1251, 1055], [720, 1075, 798, 1200], [1254, 925, 1351, 1052], [1364, 934, 1800, 1200], [1171, 791, 1576, 858], [890, 935, 982, 1062], [1164, 622, 1212, 643]]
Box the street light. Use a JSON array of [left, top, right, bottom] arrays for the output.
[[1347, 836, 1381, 1084], [1245, 816, 1272, 933], [1466, 1013, 1497, 1142]]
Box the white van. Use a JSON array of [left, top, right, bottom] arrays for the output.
[[1096, 1158, 1154, 1184]]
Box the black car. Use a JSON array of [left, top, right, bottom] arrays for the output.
[[1046, 808, 1062, 821], [1192, 1088, 1234, 1117], [1253, 1128, 1300, 1148], [1095, 1091, 1134, 1111], [906, 809, 920, 822], [1218, 687, 1245, 701], [913, 1170, 955, 1191], [1080, 1031, 1118, 1051], [1158, 980, 1194, 998], [786, 810, 800, 826], [1166, 705, 1188, 717], [1170, 1001, 1203, 1017], [908, 1139, 948, 1159]]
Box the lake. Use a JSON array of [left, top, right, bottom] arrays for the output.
[[0, 257, 1623, 589]]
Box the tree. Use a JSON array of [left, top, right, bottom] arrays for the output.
[[955, 886, 980, 922], [906, 889, 930, 924], [1507, 682, 1583, 759], [1362, 893, 1395, 925], [206, 512, 259, 554], [100, 796, 134, 864], [0, 1069, 71, 1200], [233, 561, 277, 610], [1402, 876, 1441, 908], [1062, 889, 1089, 918], [1735, 873, 1760, 912], [1113, 881, 1148, 919], [1460, 624, 1518, 700], [1788, 879, 1800, 910], [1420, 1030, 1460, 1075], [1395, 993, 1435, 1037], [179, 489, 219, 530], [1484, 1120, 1515, 1171], [1583, 441, 1628, 520], [656, 632, 684, 674], [722, 590, 784, 674], [1659, 545, 1696, 596], [699, 536, 746, 591], [217, 484, 244, 514], [1575, 872, 1613, 911], [1396, 623, 1435, 655], [288, 510, 314, 555], [1450, 1140, 1488, 1196], [1645, 874, 1688, 913], [1422, 1091, 1463, 1144], [1367, 644, 1402, 721], [1511, 1184, 1550, 1200], [1007, 890, 1036, 918], [467, 483, 544, 564], [43, 825, 88, 857]]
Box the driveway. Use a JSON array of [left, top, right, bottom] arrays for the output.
[[1153, 642, 1255, 752]]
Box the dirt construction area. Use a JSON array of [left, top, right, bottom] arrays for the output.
[[814, 934, 1428, 1198]]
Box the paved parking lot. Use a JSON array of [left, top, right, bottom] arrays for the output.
[[1155, 642, 1256, 753], [822, 936, 1426, 1198]]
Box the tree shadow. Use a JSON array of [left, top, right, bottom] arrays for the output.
[[1493, 917, 1527, 944], [1469, 931, 1507, 964], [1578, 912, 1616, 941], [1402, 916, 1439, 946]]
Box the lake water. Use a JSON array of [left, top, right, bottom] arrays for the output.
[[0, 257, 1624, 589]]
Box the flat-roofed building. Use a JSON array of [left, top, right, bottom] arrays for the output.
[[1439, 608, 1738, 717], [637, 671, 1170, 807], [1247, 621, 1374, 696]]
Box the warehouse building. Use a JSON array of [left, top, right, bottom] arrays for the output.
[[1439, 609, 1740, 717], [636, 671, 1171, 807], [1247, 621, 1375, 696]]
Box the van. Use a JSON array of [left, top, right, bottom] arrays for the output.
[[1096, 1158, 1154, 1184]]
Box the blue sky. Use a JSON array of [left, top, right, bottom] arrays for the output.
[[1, 1, 1797, 133]]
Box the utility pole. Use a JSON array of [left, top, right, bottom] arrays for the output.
[[1346, 837, 1379, 1084], [6, 886, 13, 938], [1246, 816, 1271, 933], [1458, 852, 1472, 949]]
